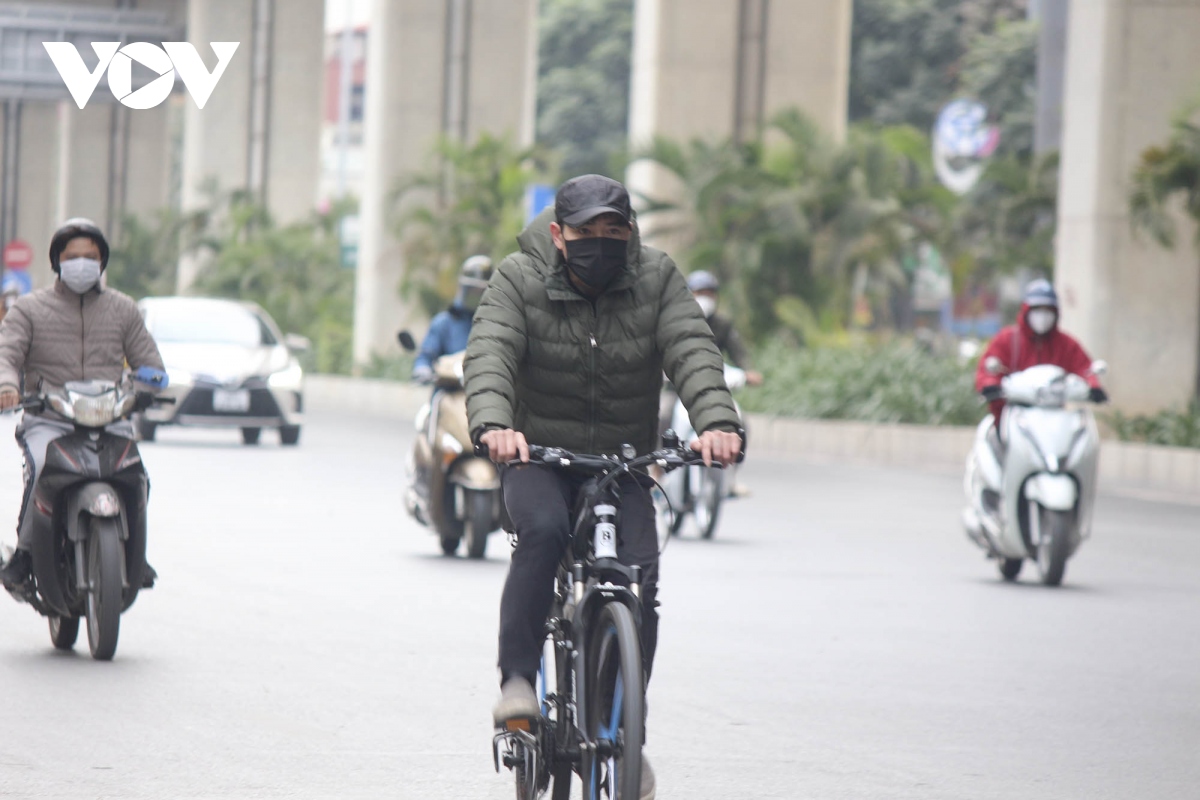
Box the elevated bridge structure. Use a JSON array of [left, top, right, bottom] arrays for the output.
[[0, 0, 323, 290]]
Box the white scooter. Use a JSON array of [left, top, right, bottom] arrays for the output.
[[659, 364, 745, 540], [962, 358, 1106, 586]]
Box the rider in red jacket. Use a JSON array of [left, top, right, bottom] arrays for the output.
[[975, 279, 1107, 426]]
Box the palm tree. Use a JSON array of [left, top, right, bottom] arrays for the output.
[[193, 192, 358, 374], [390, 133, 553, 316], [632, 108, 954, 341], [1129, 101, 1200, 248]]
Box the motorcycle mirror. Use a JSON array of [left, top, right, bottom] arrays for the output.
[[1090, 359, 1108, 377], [397, 330, 417, 352], [984, 356, 1005, 376]]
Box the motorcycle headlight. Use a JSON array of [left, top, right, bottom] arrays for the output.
[[46, 393, 75, 420], [68, 390, 119, 427], [268, 362, 304, 390]]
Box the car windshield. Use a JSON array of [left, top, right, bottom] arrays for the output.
[[148, 302, 277, 347]]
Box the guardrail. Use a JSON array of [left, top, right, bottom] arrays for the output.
[[305, 375, 1200, 498]]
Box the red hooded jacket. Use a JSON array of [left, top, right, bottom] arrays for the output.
[[975, 303, 1100, 419]]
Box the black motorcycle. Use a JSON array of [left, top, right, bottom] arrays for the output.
[[4, 368, 168, 660]]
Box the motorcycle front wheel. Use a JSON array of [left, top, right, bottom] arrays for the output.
[[1035, 505, 1072, 587], [464, 490, 494, 560], [693, 467, 724, 540], [86, 517, 124, 660]]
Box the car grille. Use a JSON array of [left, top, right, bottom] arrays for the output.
[[177, 383, 283, 418]]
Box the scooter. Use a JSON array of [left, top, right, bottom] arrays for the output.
[[962, 358, 1105, 586], [398, 332, 502, 559], [3, 367, 169, 660], [661, 363, 746, 539]]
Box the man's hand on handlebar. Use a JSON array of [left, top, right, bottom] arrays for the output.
[[0, 389, 20, 411], [480, 428, 530, 464], [692, 429, 742, 467]]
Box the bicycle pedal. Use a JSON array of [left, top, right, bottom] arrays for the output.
[[497, 716, 537, 733]]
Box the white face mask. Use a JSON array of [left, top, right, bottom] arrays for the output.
[[1027, 307, 1057, 335], [695, 294, 717, 318], [59, 257, 102, 294]]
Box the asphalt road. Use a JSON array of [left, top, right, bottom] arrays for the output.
[[0, 413, 1197, 799]]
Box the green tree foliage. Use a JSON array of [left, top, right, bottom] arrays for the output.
[[107, 190, 358, 374], [390, 133, 552, 317], [959, 17, 1037, 156], [1129, 100, 1200, 250], [850, 0, 965, 131], [537, 0, 633, 179], [635, 110, 956, 342], [189, 192, 358, 375], [1108, 401, 1200, 449], [851, 0, 1033, 152], [106, 210, 188, 299], [738, 338, 981, 425]]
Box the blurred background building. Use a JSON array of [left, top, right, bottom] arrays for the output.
[[0, 0, 324, 291]]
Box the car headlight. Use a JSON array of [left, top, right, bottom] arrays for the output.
[[268, 362, 303, 390]]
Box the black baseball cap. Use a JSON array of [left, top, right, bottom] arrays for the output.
[[555, 174, 632, 228]]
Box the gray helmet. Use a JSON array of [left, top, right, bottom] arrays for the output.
[[687, 270, 720, 293], [49, 217, 109, 273], [455, 255, 493, 311], [1022, 278, 1058, 308]]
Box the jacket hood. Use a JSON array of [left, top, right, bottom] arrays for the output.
[[1018, 301, 1058, 339], [515, 206, 644, 286]]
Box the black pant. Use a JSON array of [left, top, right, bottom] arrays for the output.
[[498, 464, 660, 686]]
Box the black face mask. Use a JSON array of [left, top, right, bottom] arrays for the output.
[[564, 237, 627, 293]]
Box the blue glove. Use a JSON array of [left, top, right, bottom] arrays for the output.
[[133, 366, 169, 389]]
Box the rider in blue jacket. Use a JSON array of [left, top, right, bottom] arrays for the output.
[[412, 256, 493, 382]]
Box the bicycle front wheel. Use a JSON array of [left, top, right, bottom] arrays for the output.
[[585, 602, 644, 799]]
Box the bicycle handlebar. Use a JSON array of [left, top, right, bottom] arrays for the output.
[[474, 441, 719, 473]]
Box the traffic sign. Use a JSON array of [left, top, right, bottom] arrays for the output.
[[2, 268, 31, 296], [3, 238, 32, 270]]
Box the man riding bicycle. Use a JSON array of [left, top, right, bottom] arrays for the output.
[[464, 174, 743, 800]]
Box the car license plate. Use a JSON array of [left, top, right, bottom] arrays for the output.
[[213, 389, 251, 413]]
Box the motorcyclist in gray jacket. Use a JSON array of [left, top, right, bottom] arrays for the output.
[[0, 219, 164, 591]]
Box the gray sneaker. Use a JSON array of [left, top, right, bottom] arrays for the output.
[[492, 677, 539, 727], [640, 752, 656, 800]]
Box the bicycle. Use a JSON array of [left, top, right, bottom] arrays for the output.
[[490, 434, 718, 799]]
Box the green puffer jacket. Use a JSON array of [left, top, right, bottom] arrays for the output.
[[464, 207, 741, 456]]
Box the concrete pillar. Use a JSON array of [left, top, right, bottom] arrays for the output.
[[180, 0, 324, 290], [1055, 0, 1200, 414], [266, 0, 324, 222], [1032, 0, 1069, 154], [180, 0, 252, 203], [14, 103, 61, 288], [352, 0, 537, 365], [628, 0, 851, 241]]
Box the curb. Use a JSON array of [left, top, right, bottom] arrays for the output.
[[305, 375, 1200, 498]]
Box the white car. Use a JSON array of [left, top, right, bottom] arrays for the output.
[[136, 297, 306, 445]]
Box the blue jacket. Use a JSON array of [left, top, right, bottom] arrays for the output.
[[414, 306, 474, 373]]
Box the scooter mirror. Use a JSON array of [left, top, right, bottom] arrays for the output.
[[1090, 359, 1109, 377], [397, 330, 417, 352], [984, 356, 1005, 375]]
